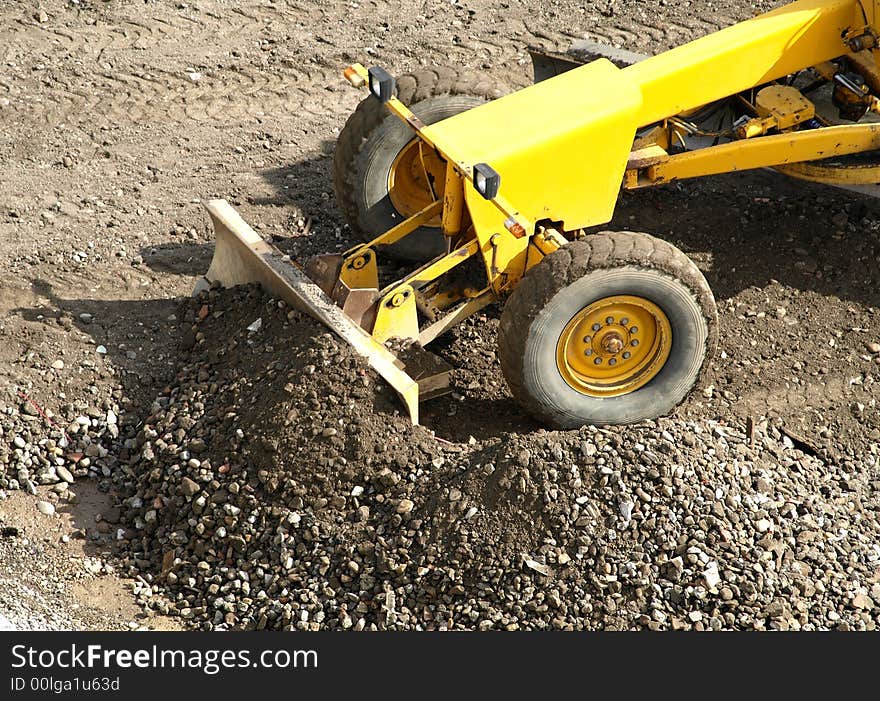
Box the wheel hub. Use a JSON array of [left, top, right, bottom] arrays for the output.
[[387, 139, 447, 226], [555, 295, 672, 397], [601, 332, 625, 355]]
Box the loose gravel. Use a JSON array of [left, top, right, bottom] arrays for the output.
[[113, 285, 880, 631]]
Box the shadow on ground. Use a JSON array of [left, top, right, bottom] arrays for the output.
[[98, 160, 880, 442]]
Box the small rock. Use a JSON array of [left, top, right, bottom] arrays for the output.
[[56, 465, 74, 484], [853, 593, 874, 610], [51, 360, 64, 370], [180, 477, 200, 497], [865, 341, 880, 354], [96, 345, 107, 355], [665, 556, 685, 581], [524, 559, 552, 577], [246, 318, 262, 333], [766, 600, 787, 619], [703, 562, 722, 589], [36, 501, 55, 516], [396, 499, 414, 515], [618, 498, 634, 523]]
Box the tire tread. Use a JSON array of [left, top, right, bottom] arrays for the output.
[[498, 231, 718, 427]]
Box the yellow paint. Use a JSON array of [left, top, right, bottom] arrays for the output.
[[394, 239, 481, 292], [328, 0, 880, 408], [372, 284, 419, 343], [202, 199, 420, 424], [626, 0, 859, 125], [775, 157, 880, 183], [424, 58, 643, 233], [440, 162, 464, 237], [755, 86, 815, 128], [359, 199, 442, 249], [643, 123, 880, 183], [337, 248, 378, 290], [387, 140, 446, 223], [555, 296, 672, 398]]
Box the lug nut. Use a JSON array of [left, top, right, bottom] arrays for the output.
[[592, 323, 601, 332], [630, 326, 639, 334], [620, 317, 629, 326], [584, 349, 593, 356], [594, 357, 602, 365], [583, 336, 592, 344], [605, 316, 614, 324], [632, 339, 640, 347], [608, 358, 617, 366], [623, 351, 631, 359]]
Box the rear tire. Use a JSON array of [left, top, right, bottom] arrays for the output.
[[333, 68, 517, 261], [498, 232, 717, 428]]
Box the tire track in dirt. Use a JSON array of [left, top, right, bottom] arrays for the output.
[[3, 5, 755, 129], [5, 4, 280, 61], [6, 61, 357, 127]]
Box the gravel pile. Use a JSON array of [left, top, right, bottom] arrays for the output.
[[116, 285, 880, 630], [0, 394, 124, 505]]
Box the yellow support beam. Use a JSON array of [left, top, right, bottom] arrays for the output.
[[637, 123, 880, 184]]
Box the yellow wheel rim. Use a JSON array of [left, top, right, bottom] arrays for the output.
[[555, 295, 672, 398], [387, 139, 447, 226]]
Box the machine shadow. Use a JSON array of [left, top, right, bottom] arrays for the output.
[[16, 279, 184, 413], [606, 169, 880, 307]]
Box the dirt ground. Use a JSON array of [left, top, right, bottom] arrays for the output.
[[2, 0, 879, 629]]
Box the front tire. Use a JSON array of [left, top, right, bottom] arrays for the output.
[[333, 68, 514, 261], [498, 232, 717, 428]]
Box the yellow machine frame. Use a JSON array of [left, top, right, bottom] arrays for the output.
[[203, 0, 880, 424], [334, 0, 880, 357]]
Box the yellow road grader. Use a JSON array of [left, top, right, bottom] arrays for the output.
[[202, 0, 880, 428]]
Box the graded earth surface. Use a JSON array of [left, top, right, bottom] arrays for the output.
[[1, 0, 879, 630]]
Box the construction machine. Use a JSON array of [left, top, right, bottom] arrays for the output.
[[201, 0, 880, 428]]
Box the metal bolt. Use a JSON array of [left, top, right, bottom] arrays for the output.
[[594, 357, 603, 365], [608, 358, 617, 366], [605, 316, 614, 324], [632, 339, 640, 347], [592, 323, 601, 332], [601, 333, 624, 355], [584, 349, 593, 356], [583, 336, 592, 344], [620, 317, 629, 326], [623, 351, 631, 360], [630, 326, 639, 334]]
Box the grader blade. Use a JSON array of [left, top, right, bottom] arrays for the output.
[[198, 199, 422, 424]]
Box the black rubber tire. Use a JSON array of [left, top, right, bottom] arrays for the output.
[[333, 67, 515, 261], [498, 232, 718, 429]]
